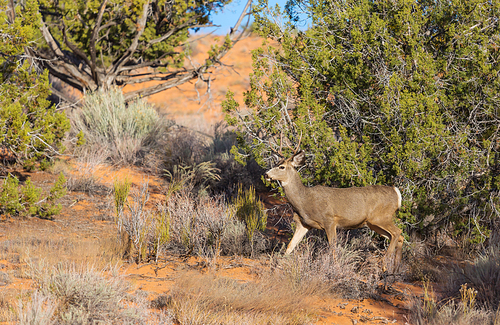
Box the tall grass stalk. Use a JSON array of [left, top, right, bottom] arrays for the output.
[[17, 291, 57, 325], [113, 177, 131, 222], [234, 184, 267, 256], [117, 181, 152, 263]]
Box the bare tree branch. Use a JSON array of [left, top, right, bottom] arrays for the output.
[[36, 0, 254, 104], [123, 0, 253, 101], [90, 0, 109, 84], [110, 1, 150, 79]]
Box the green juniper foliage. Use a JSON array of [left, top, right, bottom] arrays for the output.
[[0, 0, 70, 165], [235, 184, 267, 245], [0, 172, 66, 219], [224, 0, 500, 243]]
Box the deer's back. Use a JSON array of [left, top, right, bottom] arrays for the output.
[[296, 185, 399, 229]]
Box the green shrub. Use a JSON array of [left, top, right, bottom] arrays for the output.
[[0, 173, 66, 219], [0, 0, 70, 166], [0, 175, 22, 215], [20, 179, 43, 216], [71, 87, 168, 165], [225, 0, 500, 245], [39, 173, 66, 219], [234, 184, 267, 255]]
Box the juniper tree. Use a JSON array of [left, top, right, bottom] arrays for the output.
[[0, 0, 70, 166], [35, 0, 252, 103], [224, 0, 500, 244]]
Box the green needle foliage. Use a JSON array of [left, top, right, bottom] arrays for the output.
[[0, 0, 70, 165], [113, 177, 131, 220], [0, 172, 66, 219], [0, 0, 69, 219], [234, 184, 267, 254], [224, 0, 500, 244]]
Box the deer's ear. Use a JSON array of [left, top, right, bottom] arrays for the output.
[[291, 151, 305, 167]]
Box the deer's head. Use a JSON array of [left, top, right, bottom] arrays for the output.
[[265, 151, 306, 184]]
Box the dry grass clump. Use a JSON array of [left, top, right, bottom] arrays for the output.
[[165, 185, 268, 257], [0, 224, 123, 274], [444, 246, 500, 309], [408, 246, 500, 325], [17, 291, 58, 325], [155, 272, 316, 325], [408, 279, 500, 325], [115, 180, 270, 263], [268, 237, 378, 299], [153, 239, 374, 324], [408, 297, 498, 325], [20, 261, 147, 324], [162, 123, 262, 197], [65, 146, 111, 195]]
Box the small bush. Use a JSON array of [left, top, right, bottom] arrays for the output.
[[115, 181, 269, 261], [162, 123, 263, 197], [234, 184, 267, 255], [0, 174, 22, 215], [39, 172, 67, 219], [17, 291, 57, 325], [165, 188, 235, 256], [71, 87, 169, 165], [409, 279, 497, 325], [27, 261, 145, 324], [65, 146, 110, 195], [164, 160, 221, 196], [0, 173, 66, 219], [267, 238, 373, 299], [409, 298, 496, 325], [116, 182, 154, 263], [445, 246, 500, 310]]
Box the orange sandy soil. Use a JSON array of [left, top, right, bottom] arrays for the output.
[[0, 164, 425, 325], [123, 33, 264, 129]]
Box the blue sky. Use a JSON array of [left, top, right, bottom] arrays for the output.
[[206, 0, 289, 34]]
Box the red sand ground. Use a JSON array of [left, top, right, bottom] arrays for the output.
[[0, 165, 419, 324], [123, 34, 264, 129]]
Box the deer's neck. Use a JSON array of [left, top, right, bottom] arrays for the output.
[[282, 171, 307, 207]]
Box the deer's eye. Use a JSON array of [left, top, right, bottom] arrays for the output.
[[279, 166, 285, 170]]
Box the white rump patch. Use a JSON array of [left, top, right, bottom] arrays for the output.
[[394, 187, 402, 208]]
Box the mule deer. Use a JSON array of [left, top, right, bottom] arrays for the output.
[[265, 149, 404, 272]]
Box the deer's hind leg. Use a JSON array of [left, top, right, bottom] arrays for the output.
[[367, 222, 403, 272]]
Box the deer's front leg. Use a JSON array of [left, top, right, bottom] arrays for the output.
[[325, 222, 338, 259], [285, 213, 309, 255], [325, 222, 338, 248]]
